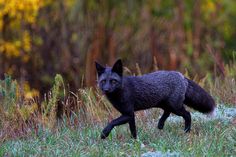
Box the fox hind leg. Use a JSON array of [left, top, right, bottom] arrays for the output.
[[172, 106, 191, 132], [168, 94, 191, 132], [183, 109, 191, 132], [158, 110, 171, 129]]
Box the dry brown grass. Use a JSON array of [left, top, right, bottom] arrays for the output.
[[1, 68, 236, 141]]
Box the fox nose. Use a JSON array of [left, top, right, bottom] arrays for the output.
[[103, 88, 110, 92]]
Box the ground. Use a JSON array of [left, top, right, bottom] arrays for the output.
[[1, 105, 235, 156]]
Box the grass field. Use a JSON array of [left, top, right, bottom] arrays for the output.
[[1, 105, 236, 157], [0, 75, 236, 156]]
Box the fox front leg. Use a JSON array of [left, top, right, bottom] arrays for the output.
[[129, 116, 137, 139], [158, 110, 171, 129], [101, 115, 133, 139]]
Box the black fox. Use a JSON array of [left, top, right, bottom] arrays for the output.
[[95, 59, 216, 139]]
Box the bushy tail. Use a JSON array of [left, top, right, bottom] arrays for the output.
[[184, 78, 216, 113]]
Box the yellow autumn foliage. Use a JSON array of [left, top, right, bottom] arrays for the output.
[[202, 0, 216, 13], [24, 82, 39, 99], [18, 103, 38, 121], [22, 31, 31, 53], [0, 41, 20, 57], [0, 0, 43, 60], [201, 0, 217, 20], [0, 0, 42, 25]]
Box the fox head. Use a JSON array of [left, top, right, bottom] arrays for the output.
[[95, 59, 123, 94]]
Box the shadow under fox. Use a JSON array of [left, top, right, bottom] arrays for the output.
[[95, 59, 216, 139]]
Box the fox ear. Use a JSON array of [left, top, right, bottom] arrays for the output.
[[95, 61, 105, 76], [112, 59, 123, 76]]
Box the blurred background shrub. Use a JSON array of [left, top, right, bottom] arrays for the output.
[[0, 0, 236, 94]]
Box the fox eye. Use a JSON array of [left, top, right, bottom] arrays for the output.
[[101, 80, 106, 84], [111, 79, 117, 84]]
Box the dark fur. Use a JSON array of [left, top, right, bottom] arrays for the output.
[[95, 59, 216, 139], [184, 78, 215, 113]]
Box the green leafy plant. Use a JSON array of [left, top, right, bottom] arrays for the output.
[[42, 74, 65, 129], [0, 75, 18, 114]]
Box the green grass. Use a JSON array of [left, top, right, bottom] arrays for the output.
[[1, 112, 235, 157], [1, 75, 235, 156]]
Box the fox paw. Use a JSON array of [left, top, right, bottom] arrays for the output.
[[132, 135, 137, 139], [157, 122, 164, 129], [184, 127, 191, 133], [101, 132, 108, 139], [101, 126, 112, 139]]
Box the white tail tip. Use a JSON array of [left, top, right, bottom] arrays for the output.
[[207, 107, 216, 118]]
